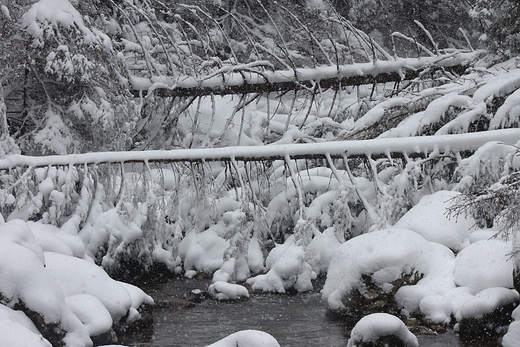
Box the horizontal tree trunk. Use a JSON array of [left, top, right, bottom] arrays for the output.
[[130, 52, 479, 98], [0, 128, 518, 169]]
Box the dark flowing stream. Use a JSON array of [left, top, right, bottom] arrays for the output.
[[120, 277, 502, 347]]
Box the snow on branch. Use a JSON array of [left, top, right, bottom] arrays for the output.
[[131, 52, 480, 97], [0, 129, 518, 169]]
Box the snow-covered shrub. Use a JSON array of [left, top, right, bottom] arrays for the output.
[[455, 287, 519, 339]]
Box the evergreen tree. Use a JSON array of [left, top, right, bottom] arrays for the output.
[[471, 0, 520, 56]]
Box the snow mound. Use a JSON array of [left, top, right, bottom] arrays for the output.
[[246, 236, 314, 293], [179, 228, 229, 273], [503, 306, 520, 347], [205, 330, 280, 347], [65, 294, 112, 337], [0, 319, 53, 347], [322, 228, 455, 313], [306, 227, 342, 275], [394, 242, 456, 317], [208, 281, 250, 300], [455, 287, 519, 320], [346, 313, 418, 347], [0, 304, 51, 347], [454, 239, 514, 294], [44, 252, 133, 321], [394, 190, 476, 251], [0, 222, 91, 346], [419, 295, 453, 324]]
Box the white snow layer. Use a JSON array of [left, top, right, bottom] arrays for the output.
[[346, 313, 418, 347]]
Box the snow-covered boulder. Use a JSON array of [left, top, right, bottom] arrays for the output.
[[246, 236, 314, 293], [418, 295, 453, 325], [27, 221, 86, 258], [394, 190, 476, 251], [456, 287, 518, 321], [0, 222, 91, 347], [208, 281, 249, 300], [454, 239, 514, 294], [322, 228, 456, 317], [455, 287, 519, 338], [44, 252, 134, 321], [346, 313, 418, 347], [205, 330, 280, 347], [503, 306, 520, 347], [0, 218, 155, 346], [0, 304, 52, 347]]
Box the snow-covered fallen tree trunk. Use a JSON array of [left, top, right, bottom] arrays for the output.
[[132, 52, 478, 97], [0, 129, 518, 169]]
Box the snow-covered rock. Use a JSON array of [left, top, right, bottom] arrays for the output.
[[0, 304, 52, 347], [0, 218, 155, 345], [179, 228, 229, 273], [394, 190, 476, 251], [208, 281, 249, 300], [306, 227, 342, 275], [454, 239, 514, 294], [205, 330, 280, 347], [322, 228, 455, 316], [65, 294, 112, 337], [0, 222, 91, 346], [503, 306, 520, 347], [44, 252, 133, 321], [346, 313, 418, 347], [455, 287, 519, 321], [419, 295, 453, 324]]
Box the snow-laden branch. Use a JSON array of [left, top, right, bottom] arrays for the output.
[[1, 129, 519, 169], [131, 52, 480, 97]]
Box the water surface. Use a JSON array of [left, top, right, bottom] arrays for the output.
[[121, 277, 502, 347]]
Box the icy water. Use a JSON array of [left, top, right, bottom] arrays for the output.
[[120, 277, 502, 347]]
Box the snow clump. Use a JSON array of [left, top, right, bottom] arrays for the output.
[[346, 313, 418, 347], [205, 329, 280, 347], [394, 190, 476, 251], [246, 235, 315, 293], [322, 227, 456, 314]]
